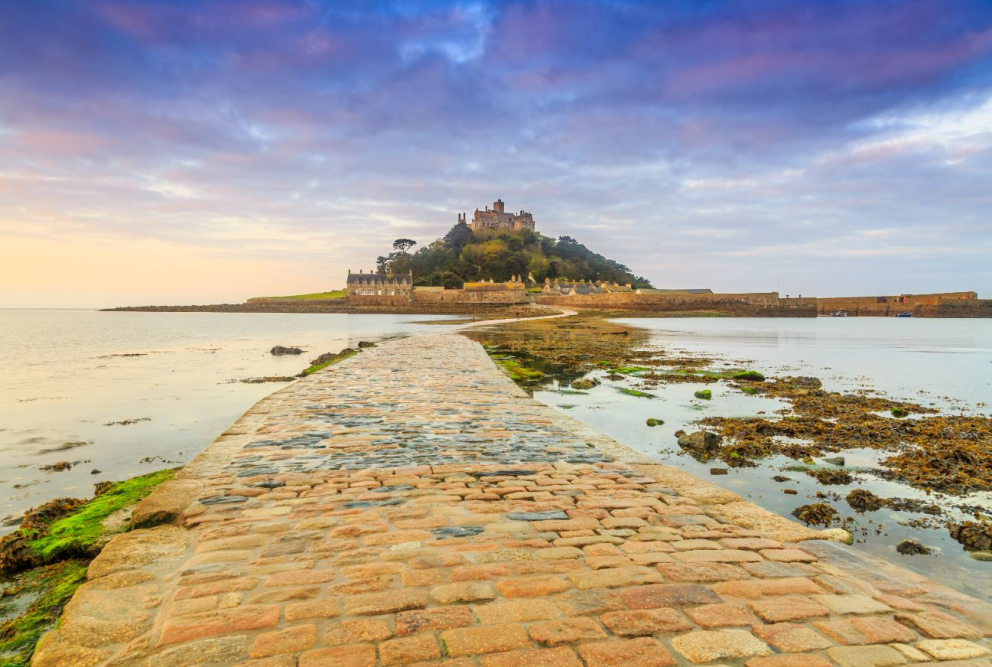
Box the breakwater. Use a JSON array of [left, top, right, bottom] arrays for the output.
[[34, 334, 992, 666]]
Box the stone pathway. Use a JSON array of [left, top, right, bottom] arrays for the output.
[[34, 335, 992, 666]]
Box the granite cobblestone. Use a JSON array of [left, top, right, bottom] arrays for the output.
[[30, 334, 992, 666]]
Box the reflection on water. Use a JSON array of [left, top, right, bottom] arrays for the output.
[[615, 318, 992, 411], [0, 309, 456, 525]]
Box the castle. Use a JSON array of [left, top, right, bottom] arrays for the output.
[[459, 198, 535, 232]]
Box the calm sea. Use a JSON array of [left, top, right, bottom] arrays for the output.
[[0, 309, 455, 525]]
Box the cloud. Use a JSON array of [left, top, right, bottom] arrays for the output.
[[1, 0, 991, 306]]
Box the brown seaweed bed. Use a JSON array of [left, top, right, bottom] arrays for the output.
[[465, 314, 992, 554]]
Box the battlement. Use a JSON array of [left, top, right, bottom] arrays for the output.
[[463, 198, 536, 233]]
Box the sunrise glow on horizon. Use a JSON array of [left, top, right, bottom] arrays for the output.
[[2, 0, 991, 308]]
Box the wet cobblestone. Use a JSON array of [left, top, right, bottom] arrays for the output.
[[31, 334, 992, 666]]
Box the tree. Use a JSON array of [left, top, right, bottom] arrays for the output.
[[443, 221, 474, 249], [392, 238, 417, 254]]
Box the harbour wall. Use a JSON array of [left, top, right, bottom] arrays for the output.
[[536, 292, 818, 317]]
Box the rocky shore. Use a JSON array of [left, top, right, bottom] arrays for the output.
[[26, 331, 992, 666], [465, 315, 992, 581]]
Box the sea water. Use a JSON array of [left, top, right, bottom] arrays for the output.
[[0, 309, 455, 525]]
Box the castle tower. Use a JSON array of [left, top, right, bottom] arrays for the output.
[[493, 199, 505, 213]]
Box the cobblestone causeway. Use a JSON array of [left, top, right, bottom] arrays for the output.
[[33, 334, 992, 666]]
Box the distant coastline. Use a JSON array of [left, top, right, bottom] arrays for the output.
[[104, 288, 992, 318]]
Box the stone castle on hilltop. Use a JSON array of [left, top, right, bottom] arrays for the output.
[[459, 198, 535, 233]]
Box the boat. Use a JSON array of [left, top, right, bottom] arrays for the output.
[[894, 312, 912, 317], [830, 310, 847, 317]]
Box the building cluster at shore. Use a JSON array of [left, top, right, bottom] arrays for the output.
[[319, 199, 991, 318]]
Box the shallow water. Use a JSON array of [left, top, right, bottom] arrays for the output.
[[530, 317, 992, 600], [0, 309, 455, 525]]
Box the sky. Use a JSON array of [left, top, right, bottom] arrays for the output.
[[1, 0, 991, 307]]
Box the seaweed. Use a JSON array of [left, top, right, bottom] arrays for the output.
[[617, 387, 656, 398], [27, 469, 178, 562], [0, 560, 87, 666], [792, 503, 839, 527], [299, 348, 359, 376]]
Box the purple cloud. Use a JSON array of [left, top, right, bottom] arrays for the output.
[[1, 0, 991, 306]]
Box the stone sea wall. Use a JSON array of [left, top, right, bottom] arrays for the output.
[[412, 287, 529, 304], [536, 292, 818, 317], [818, 293, 991, 317]]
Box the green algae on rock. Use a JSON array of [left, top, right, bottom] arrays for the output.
[[694, 389, 712, 400], [0, 560, 87, 667], [0, 469, 178, 575], [617, 387, 656, 398], [299, 348, 359, 376], [0, 469, 178, 666], [732, 370, 766, 382]]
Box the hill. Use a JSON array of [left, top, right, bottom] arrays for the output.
[[376, 222, 652, 289]]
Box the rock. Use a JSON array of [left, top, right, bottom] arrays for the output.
[[90, 469, 102, 475], [674, 430, 686, 438], [694, 389, 712, 400], [791, 503, 839, 527], [358, 341, 375, 348], [605, 373, 625, 381], [676, 431, 722, 458], [571, 377, 600, 390], [807, 468, 853, 485], [646, 418, 664, 427], [0, 532, 38, 573], [968, 551, 992, 562], [891, 406, 910, 418], [270, 345, 304, 355], [710, 468, 728, 475], [732, 370, 765, 382], [820, 528, 854, 544], [1, 513, 24, 527], [783, 489, 798, 495], [896, 539, 931, 555], [846, 489, 885, 512], [772, 475, 790, 483], [824, 456, 845, 466], [792, 376, 822, 389], [507, 511, 569, 521], [132, 479, 202, 529], [87, 525, 190, 580], [948, 521, 992, 552]]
